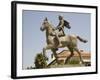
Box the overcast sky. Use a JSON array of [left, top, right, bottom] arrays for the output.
[[22, 10, 91, 69]]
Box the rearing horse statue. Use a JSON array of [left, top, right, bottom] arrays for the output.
[[40, 17, 87, 64]]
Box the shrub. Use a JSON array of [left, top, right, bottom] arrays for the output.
[[34, 53, 47, 69]]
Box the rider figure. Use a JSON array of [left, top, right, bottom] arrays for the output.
[[55, 15, 70, 46], [56, 15, 70, 35]]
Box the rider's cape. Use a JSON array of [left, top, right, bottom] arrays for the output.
[[64, 20, 69, 27]]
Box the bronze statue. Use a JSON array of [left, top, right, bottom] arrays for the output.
[[40, 17, 87, 64]]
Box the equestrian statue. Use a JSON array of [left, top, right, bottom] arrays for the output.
[[40, 16, 87, 65]]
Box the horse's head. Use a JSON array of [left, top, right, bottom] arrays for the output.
[[40, 17, 49, 31]]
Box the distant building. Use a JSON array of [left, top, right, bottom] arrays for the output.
[[48, 50, 91, 67]]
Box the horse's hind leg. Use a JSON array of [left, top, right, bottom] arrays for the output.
[[75, 48, 84, 64], [65, 48, 74, 64]]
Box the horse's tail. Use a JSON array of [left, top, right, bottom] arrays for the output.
[[77, 36, 88, 43]]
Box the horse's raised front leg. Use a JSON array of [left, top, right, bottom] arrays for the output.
[[75, 48, 84, 64]]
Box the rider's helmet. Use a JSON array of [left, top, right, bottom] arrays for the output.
[[58, 15, 63, 20], [44, 17, 48, 21]]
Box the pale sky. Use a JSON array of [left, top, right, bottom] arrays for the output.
[[22, 10, 91, 69]]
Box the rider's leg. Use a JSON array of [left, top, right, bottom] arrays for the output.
[[58, 27, 65, 36], [61, 29, 65, 36]]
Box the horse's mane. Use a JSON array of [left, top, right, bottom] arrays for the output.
[[48, 21, 55, 31]]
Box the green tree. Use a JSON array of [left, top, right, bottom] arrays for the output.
[[34, 53, 47, 69]]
